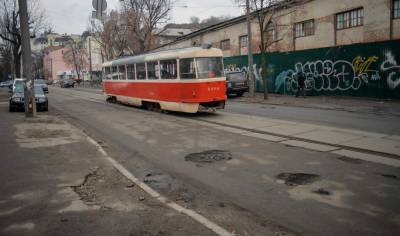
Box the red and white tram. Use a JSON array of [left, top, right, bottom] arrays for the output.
[[102, 46, 227, 113]]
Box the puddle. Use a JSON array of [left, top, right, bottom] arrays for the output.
[[184, 150, 232, 163], [276, 173, 320, 186]]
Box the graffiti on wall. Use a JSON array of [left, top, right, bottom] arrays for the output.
[[223, 40, 400, 98], [381, 51, 400, 89], [275, 56, 383, 93]]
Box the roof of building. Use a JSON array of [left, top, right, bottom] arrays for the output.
[[155, 0, 308, 49]]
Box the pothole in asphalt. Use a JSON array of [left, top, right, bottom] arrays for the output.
[[276, 173, 320, 186], [380, 174, 398, 180], [312, 188, 331, 195], [337, 156, 363, 164], [71, 168, 101, 206], [143, 173, 179, 192], [184, 150, 232, 163]]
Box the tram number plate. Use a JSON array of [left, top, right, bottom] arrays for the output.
[[208, 87, 220, 92]]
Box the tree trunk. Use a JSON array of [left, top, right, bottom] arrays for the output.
[[14, 48, 21, 78], [261, 51, 268, 99]]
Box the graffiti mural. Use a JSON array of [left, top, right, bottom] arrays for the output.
[[381, 51, 400, 90], [223, 39, 400, 98]]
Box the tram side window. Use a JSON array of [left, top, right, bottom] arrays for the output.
[[196, 57, 224, 79], [147, 61, 159, 80], [119, 65, 126, 80], [105, 67, 112, 80], [180, 58, 196, 79], [127, 64, 135, 80], [160, 60, 177, 79], [137, 63, 146, 80], [112, 66, 118, 80]]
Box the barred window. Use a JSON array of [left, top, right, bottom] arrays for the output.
[[266, 21, 277, 42], [220, 39, 230, 50], [395, 0, 400, 19], [239, 35, 248, 55], [337, 8, 363, 30], [295, 20, 314, 38]]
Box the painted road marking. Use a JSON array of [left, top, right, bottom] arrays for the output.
[[85, 135, 232, 236], [332, 149, 400, 168]]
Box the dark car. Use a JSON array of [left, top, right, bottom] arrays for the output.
[[60, 79, 75, 88], [0, 80, 12, 88], [34, 79, 49, 93], [9, 84, 48, 112], [226, 71, 249, 96]]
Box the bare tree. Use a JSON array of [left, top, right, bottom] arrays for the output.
[[0, 0, 47, 78], [121, 0, 172, 54], [236, 0, 299, 99], [63, 41, 88, 82]]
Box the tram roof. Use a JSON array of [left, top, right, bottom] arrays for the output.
[[103, 47, 223, 67]]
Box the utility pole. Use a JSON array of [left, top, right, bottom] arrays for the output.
[[18, 0, 36, 117], [89, 37, 93, 86], [246, 0, 255, 97]]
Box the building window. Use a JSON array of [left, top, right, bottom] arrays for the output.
[[265, 21, 277, 42], [239, 35, 248, 55], [336, 8, 363, 30], [220, 39, 230, 50], [395, 0, 400, 19], [295, 19, 314, 38]]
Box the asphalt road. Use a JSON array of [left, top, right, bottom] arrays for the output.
[[44, 87, 400, 236], [73, 86, 400, 135]]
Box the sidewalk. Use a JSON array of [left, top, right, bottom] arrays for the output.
[[0, 100, 215, 235], [195, 111, 400, 166], [234, 93, 400, 116]]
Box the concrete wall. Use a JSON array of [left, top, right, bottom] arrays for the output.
[[224, 39, 400, 98]]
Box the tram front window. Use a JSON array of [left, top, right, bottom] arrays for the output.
[[196, 57, 224, 79]]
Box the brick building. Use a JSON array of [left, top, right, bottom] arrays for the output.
[[156, 0, 400, 98]]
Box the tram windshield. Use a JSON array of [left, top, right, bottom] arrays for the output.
[[196, 57, 224, 79]]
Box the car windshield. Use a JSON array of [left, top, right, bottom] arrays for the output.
[[34, 85, 44, 95], [14, 84, 24, 93], [35, 79, 45, 84], [227, 72, 245, 81], [196, 57, 224, 79]]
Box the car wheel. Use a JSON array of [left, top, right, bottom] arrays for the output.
[[236, 92, 244, 97], [9, 104, 14, 112]]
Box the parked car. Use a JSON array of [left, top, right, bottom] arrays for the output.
[[9, 84, 48, 112], [34, 79, 49, 93], [60, 79, 75, 88], [226, 71, 249, 97], [0, 80, 12, 88]]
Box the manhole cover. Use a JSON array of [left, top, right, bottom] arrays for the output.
[[276, 173, 320, 186], [184, 150, 232, 163]]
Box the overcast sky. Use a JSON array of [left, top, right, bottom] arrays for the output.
[[40, 0, 244, 35]]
